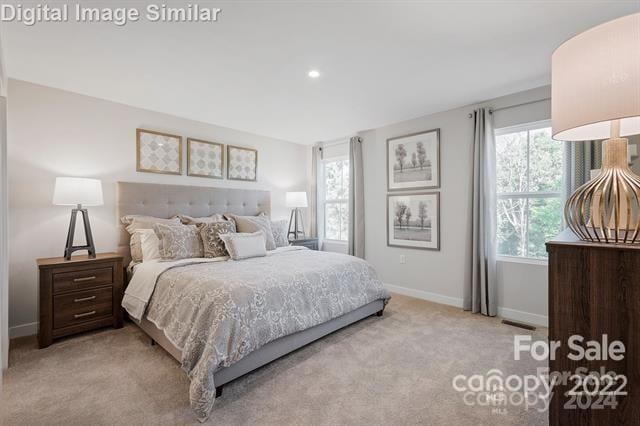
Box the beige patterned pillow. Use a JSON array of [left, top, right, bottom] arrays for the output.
[[153, 223, 204, 260], [225, 213, 276, 250], [219, 231, 267, 260], [178, 214, 225, 225], [199, 220, 236, 258], [271, 219, 289, 247], [121, 215, 181, 263]]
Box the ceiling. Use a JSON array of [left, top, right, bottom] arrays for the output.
[[3, 1, 638, 144]]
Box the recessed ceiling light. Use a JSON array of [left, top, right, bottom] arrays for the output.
[[308, 70, 320, 78]]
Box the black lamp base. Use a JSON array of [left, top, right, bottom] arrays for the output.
[[64, 205, 96, 260], [287, 208, 305, 240]]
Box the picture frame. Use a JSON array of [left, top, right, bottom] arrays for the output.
[[387, 128, 440, 191], [136, 128, 182, 175], [387, 192, 440, 251], [227, 145, 258, 181], [187, 138, 224, 179]]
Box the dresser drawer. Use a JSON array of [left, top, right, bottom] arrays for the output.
[[53, 287, 113, 329], [52, 267, 113, 294]]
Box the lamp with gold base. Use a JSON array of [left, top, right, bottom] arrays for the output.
[[552, 13, 640, 244]]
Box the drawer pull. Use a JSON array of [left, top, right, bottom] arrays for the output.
[[74, 311, 96, 319], [74, 276, 96, 283], [73, 295, 96, 303]]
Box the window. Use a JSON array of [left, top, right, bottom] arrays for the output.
[[495, 121, 564, 260], [322, 157, 349, 241]]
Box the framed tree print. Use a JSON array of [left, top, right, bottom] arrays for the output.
[[387, 129, 440, 191], [136, 128, 182, 175], [187, 138, 223, 179], [227, 145, 257, 181], [387, 192, 440, 250]]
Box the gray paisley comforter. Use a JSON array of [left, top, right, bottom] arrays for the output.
[[143, 247, 390, 420]]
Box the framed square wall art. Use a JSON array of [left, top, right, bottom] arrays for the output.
[[136, 128, 182, 175], [227, 145, 257, 181], [387, 129, 440, 191], [187, 138, 223, 179], [387, 192, 440, 250]]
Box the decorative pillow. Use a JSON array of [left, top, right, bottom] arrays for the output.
[[153, 223, 204, 260], [121, 215, 181, 263], [219, 231, 267, 260], [225, 213, 276, 250], [271, 219, 289, 247], [199, 220, 236, 258], [136, 229, 161, 262], [178, 213, 225, 225]]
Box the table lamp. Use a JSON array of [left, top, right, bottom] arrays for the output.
[[53, 177, 103, 259], [286, 191, 308, 240], [552, 12, 640, 243]]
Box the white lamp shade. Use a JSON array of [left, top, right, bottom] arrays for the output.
[[286, 191, 308, 208], [53, 177, 104, 206], [552, 13, 640, 141]]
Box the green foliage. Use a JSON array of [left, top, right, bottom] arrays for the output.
[[324, 159, 349, 240], [496, 127, 563, 259]]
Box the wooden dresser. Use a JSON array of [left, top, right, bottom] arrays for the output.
[[546, 230, 640, 425], [37, 253, 124, 348]]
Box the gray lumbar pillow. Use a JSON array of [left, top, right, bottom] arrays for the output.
[[219, 231, 267, 260], [225, 213, 276, 250], [178, 213, 225, 225]]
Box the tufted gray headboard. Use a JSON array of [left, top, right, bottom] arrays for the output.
[[117, 182, 271, 264]]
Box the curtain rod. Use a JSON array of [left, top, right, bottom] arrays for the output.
[[467, 97, 551, 118], [318, 139, 349, 149]]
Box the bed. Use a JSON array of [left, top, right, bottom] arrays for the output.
[[116, 182, 390, 421]]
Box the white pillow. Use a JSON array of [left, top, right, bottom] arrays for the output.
[[136, 229, 161, 262], [219, 231, 267, 260]]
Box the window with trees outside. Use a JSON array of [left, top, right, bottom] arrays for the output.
[[322, 158, 349, 241], [495, 121, 564, 260]]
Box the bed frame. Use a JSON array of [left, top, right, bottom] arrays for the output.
[[117, 182, 385, 396]]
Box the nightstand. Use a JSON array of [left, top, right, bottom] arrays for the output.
[[289, 238, 319, 250], [37, 253, 124, 348]]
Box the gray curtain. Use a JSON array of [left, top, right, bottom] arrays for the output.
[[563, 140, 602, 201], [348, 136, 365, 258], [466, 108, 497, 316], [309, 144, 322, 238]]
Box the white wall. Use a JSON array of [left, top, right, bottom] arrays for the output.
[[1, 28, 8, 371], [7, 79, 308, 337], [1, 96, 7, 368], [362, 86, 551, 326]]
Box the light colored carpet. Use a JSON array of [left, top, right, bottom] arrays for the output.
[[2, 294, 548, 425]]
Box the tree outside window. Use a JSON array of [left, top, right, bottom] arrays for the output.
[[323, 158, 349, 241], [495, 122, 564, 260]]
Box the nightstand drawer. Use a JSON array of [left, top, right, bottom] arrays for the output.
[[38, 253, 124, 348], [52, 267, 113, 293], [53, 287, 113, 329]]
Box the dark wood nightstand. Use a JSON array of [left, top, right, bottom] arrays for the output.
[[289, 238, 319, 250], [37, 253, 124, 348]]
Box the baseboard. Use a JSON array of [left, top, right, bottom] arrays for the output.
[[9, 290, 547, 339], [497, 307, 548, 328], [385, 283, 548, 327], [9, 321, 37, 339], [384, 283, 464, 308]]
